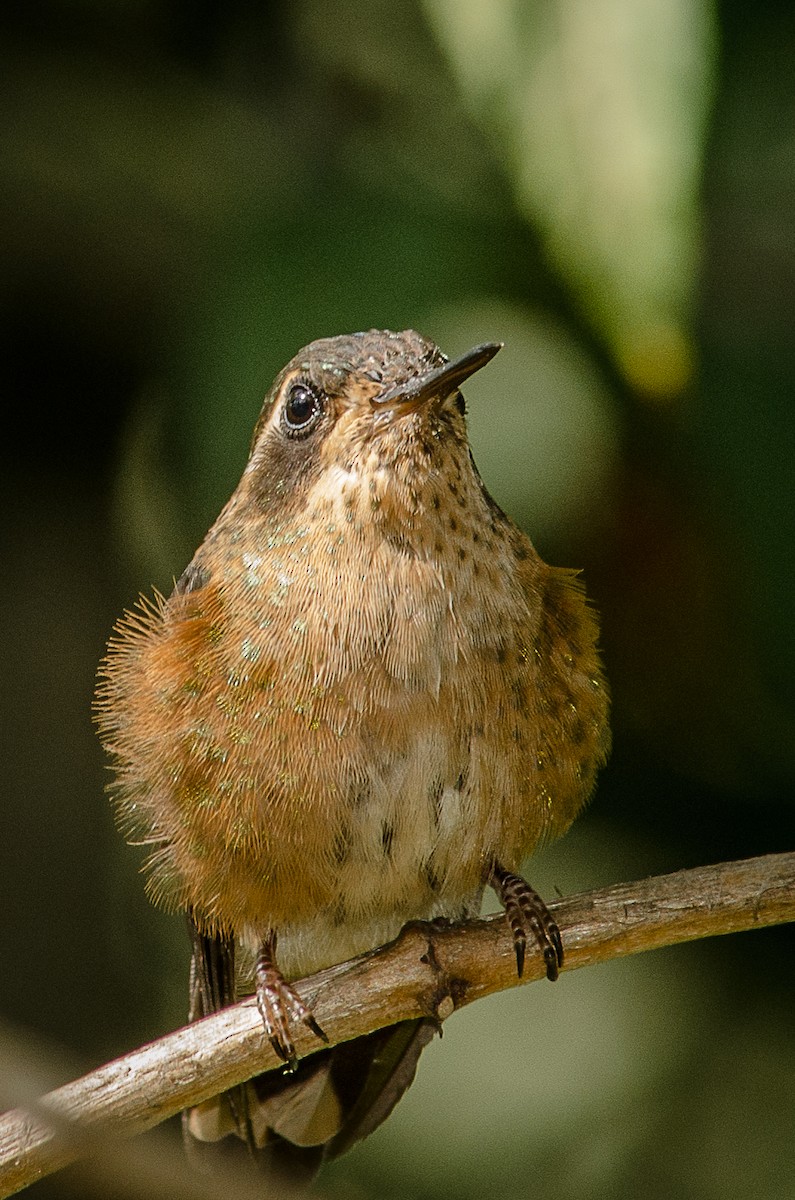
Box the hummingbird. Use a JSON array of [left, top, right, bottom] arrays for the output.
[[96, 329, 610, 1176]]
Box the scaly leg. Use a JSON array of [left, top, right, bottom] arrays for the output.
[[489, 862, 564, 982], [255, 930, 328, 1070]]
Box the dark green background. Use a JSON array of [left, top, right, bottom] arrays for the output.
[[1, 2, 793, 1197]]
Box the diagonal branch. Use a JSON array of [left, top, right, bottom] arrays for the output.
[[1, 851, 793, 1198]]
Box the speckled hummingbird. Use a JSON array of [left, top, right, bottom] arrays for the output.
[[96, 329, 610, 1176]]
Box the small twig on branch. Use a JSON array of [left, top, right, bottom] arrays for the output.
[[1, 851, 793, 1198]]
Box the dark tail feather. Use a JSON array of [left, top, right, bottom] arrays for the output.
[[324, 1017, 436, 1159], [255, 1016, 436, 1173]]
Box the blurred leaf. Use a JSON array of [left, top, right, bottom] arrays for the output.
[[423, 0, 717, 400]]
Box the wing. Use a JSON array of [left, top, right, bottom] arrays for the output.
[[183, 917, 262, 1158]]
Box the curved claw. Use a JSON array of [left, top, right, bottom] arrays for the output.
[[489, 862, 564, 982], [514, 937, 526, 980], [543, 943, 559, 983], [255, 932, 328, 1071]]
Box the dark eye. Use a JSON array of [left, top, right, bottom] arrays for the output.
[[282, 382, 323, 436]]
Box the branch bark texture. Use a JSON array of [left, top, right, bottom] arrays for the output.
[[1, 851, 793, 1197]]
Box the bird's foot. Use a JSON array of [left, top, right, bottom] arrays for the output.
[[489, 862, 564, 981], [255, 931, 328, 1070]]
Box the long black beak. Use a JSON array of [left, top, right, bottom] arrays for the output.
[[372, 341, 502, 414]]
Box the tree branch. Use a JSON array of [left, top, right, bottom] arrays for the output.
[[1, 851, 793, 1197]]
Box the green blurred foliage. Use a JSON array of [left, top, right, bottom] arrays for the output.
[[424, 0, 715, 398], [1, 2, 793, 1198]]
